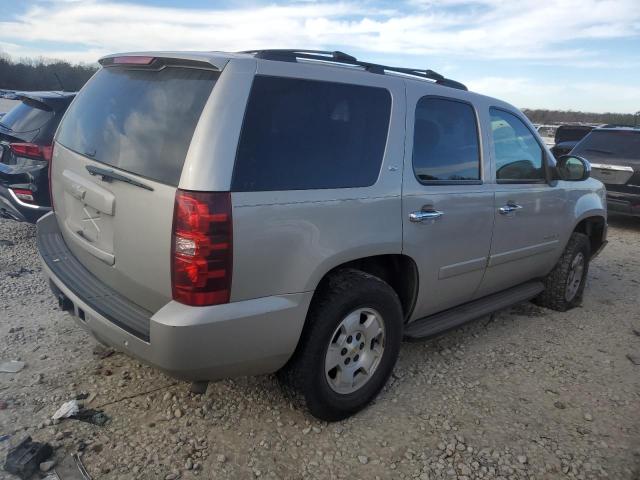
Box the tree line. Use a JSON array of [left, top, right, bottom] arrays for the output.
[[0, 54, 98, 92], [522, 108, 638, 126], [1, 54, 638, 127]]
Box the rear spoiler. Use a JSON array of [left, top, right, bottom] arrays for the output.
[[16, 92, 76, 111]]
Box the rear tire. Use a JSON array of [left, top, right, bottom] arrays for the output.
[[277, 269, 403, 421], [535, 232, 590, 312]]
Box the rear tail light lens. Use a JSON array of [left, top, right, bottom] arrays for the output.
[[171, 190, 232, 306], [11, 188, 35, 203], [48, 143, 55, 210], [10, 143, 52, 161]]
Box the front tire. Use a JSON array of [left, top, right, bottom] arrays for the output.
[[277, 269, 403, 421], [535, 232, 590, 311]]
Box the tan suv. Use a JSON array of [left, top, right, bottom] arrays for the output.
[[38, 50, 607, 420]]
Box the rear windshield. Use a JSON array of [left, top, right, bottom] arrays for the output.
[[0, 99, 53, 133], [556, 127, 592, 143], [56, 66, 218, 186], [573, 130, 640, 160]]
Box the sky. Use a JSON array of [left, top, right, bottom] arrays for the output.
[[0, 0, 639, 113]]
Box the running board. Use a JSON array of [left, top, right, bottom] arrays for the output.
[[404, 281, 544, 340]]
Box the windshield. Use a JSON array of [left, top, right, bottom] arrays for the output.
[[0, 99, 53, 133], [56, 65, 218, 186], [573, 130, 640, 160]]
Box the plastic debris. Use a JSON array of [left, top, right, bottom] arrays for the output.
[[54, 453, 91, 480], [52, 400, 80, 420], [3, 436, 53, 480], [72, 409, 109, 427], [0, 360, 25, 373]]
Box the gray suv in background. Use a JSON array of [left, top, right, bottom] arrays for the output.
[[37, 50, 607, 420]]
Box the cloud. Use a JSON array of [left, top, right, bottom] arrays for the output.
[[0, 0, 638, 64]]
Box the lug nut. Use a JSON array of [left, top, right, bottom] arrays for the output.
[[344, 358, 351, 365], [347, 335, 353, 343], [341, 348, 347, 356]]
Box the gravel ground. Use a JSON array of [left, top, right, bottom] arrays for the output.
[[1, 215, 639, 480]]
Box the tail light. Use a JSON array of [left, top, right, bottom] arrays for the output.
[[171, 190, 232, 306], [10, 143, 53, 162], [48, 144, 55, 210], [10, 188, 35, 203]]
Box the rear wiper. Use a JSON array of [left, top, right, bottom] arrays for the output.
[[582, 148, 613, 155], [86, 165, 153, 191]]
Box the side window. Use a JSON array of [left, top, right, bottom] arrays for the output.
[[490, 108, 545, 182], [412, 97, 481, 183], [232, 76, 392, 191]]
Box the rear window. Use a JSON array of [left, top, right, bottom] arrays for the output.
[[573, 130, 640, 160], [232, 76, 391, 191], [0, 99, 53, 133], [56, 66, 218, 186], [556, 126, 592, 143]]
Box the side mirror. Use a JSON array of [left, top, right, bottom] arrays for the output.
[[556, 155, 590, 181]]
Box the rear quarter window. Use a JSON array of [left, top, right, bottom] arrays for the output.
[[56, 66, 218, 186], [232, 76, 392, 192], [0, 99, 53, 133]]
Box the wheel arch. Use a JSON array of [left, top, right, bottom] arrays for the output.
[[309, 253, 419, 323], [572, 214, 607, 258]]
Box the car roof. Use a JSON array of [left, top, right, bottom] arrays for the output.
[[99, 49, 522, 116]]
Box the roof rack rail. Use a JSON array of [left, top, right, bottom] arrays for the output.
[[240, 49, 467, 91]]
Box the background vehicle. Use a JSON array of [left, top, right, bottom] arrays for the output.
[[0, 91, 75, 222], [551, 124, 594, 157], [573, 126, 640, 216], [37, 50, 606, 421], [536, 124, 557, 147]]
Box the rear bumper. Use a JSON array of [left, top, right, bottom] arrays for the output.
[[606, 190, 640, 216], [0, 183, 50, 223], [37, 212, 312, 381]]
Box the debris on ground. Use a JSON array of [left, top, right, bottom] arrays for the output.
[[626, 354, 640, 365], [51, 399, 109, 426], [0, 360, 25, 373], [0, 239, 14, 247], [71, 409, 110, 427], [54, 453, 92, 480], [3, 436, 53, 480], [52, 400, 80, 420], [7, 267, 34, 279], [91, 345, 114, 360]]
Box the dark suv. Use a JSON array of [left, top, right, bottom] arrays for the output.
[[551, 124, 594, 158], [572, 127, 640, 216], [0, 91, 75, 222]]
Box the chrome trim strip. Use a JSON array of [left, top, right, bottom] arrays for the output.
[[8, 188, 48, 210], [590, 163, 634, 172]]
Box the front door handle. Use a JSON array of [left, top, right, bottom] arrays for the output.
[[498, 203, 523, 215], [409, 209, 444, 223]]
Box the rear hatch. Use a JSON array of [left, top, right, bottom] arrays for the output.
[[573, 129, 640, 186], [51, 56, 219, 312]]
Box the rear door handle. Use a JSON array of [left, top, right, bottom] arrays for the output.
[[409, 209, 444, 223], [498, 203, 523, 215]]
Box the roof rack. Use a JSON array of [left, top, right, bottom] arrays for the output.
[[240, 49, 468, 91]]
